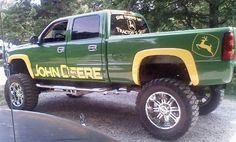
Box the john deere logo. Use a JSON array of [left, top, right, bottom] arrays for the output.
[[192, 34, 219, 57]]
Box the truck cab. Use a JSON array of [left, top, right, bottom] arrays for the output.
[[20, 10, 150, 84]]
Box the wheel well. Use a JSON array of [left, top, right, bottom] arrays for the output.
[[139, 56, 191, 85], [10, 59, 30, 75]]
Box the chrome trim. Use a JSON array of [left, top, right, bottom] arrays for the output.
[[36, 84, 108, 92], [88, 45, 97, 52], [145, 91, 181, 130], [10, 82, 24, 107], [57, 46, 65, 53]]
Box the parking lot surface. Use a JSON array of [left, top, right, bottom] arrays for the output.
[[32, 91, 236, 142]]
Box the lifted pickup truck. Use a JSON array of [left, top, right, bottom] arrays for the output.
[[3, 10, 235, 140]]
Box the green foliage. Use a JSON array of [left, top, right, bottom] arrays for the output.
[[2, 0, 35, 43], [1, 0, 236, 44], [112, 0, 235, 31], [0, 60, 3, 66], [1, 0, 79, 44]]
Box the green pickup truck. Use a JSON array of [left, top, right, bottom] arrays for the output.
[[3, 10, 235, 140]]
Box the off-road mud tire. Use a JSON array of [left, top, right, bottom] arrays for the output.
[[4, 74, 39, 110], [136, 78, 199, 140], [194, 86, 224, 115]]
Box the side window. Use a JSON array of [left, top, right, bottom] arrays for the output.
[[111, 14, 149, 35], [42, 21, 68, 43], [72, 15, 100, 40]]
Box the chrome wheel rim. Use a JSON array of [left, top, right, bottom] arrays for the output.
[[145, 92, 181, 129], [198, 92, 211, 107], [9, 82, 24, 107], [197, 88, 211, 107]]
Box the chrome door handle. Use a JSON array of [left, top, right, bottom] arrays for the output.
[[57, 46, 65, 53], [88, 45, 97, 52]]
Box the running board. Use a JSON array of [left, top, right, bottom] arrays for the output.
[[36, 84, 108, 92]]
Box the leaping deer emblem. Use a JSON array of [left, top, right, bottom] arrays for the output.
[[196, 36, 214, 56], [127, 19, 136, 31]]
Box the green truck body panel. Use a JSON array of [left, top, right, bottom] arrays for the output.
[[6, 10, 236, 86]]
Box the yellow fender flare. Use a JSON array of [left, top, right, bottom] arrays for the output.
[[8, 54, 35, 79], [132, 48, 199, 86]]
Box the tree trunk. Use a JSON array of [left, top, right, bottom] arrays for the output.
[[208, 1, 219, 28], [127, 0, 136, 10]]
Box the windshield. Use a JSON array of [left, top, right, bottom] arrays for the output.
[[111, 14, 149, 35]]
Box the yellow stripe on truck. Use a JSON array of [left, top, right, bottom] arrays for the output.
[[8, 54, 35, 79], [132, 48, 199, 86]]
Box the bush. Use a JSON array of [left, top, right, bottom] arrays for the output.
[[0, 60, 3, 67]]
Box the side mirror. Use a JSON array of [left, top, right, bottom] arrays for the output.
[[29, 36, 39, 44]]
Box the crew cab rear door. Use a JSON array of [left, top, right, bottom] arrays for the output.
[[66, 15, 106, 82]]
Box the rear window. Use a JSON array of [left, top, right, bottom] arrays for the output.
[[111, 14, 149, 35]]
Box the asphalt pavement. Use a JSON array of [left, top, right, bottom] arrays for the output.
[[0, 109, 116, 142], [33, 91, 236, 142]]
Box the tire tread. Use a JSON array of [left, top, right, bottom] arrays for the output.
[[4, 73, 39, 110], [136, 78, 199, 140]]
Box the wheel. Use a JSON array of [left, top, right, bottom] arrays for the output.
[[136, 78, 199, 140], [4, 74, 39, 110], [194, 86, 224, 115]]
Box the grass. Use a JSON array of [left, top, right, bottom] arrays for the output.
[[0, 59, 3, 66], [0, 85, 6, 106]]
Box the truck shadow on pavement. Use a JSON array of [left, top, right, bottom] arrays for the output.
[[35, 92, 236, 142]]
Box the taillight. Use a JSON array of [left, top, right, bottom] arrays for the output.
[[223, 32, 235, 60]]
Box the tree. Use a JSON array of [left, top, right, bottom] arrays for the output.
[[2, 0, 79, 43], [1, 0, 236, 44], [32, 0, 79, 35], [2, 0, 35, 43], [111, 0, 235, 31]]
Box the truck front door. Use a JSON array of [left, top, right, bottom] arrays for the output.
[[30, 20, 68, 80]]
